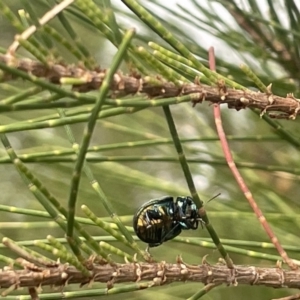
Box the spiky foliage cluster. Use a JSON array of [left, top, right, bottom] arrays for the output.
[[0, 1, 300, 299]]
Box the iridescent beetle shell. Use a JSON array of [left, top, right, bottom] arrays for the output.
[[133, 196, 200, 247]]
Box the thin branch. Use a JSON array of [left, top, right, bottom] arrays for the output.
[[211, 47, 297, 270], [203, 47, 233, 270], [7, 0, 75, 54], [0, 55, 299, 119], [1, 258, 300, 292]]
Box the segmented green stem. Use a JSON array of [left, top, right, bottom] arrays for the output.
[[162, 106, 202, 206], [59, 108, 146, 261], [66, 29, 135, 246]]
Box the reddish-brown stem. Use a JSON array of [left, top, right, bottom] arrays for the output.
[[209, 47, 297, 270], [205, 48, 234, 271]]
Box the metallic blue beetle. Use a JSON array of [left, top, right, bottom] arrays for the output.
[[133, 196, 200, 248]]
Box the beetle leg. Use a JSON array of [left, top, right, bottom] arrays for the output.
[[145, 245, 150, 253], [161, 223, 181, 243], [144, 207, 163, 229], [144, 211, 152, 228]]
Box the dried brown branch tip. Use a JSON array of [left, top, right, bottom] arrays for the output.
[[1, 54, 300, 119], [2, 255, 300, 295]]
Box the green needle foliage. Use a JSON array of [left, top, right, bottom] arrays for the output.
[[0, 0, 300, 299]]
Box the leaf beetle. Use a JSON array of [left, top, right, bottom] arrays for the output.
[[133, 196, 201, 248]]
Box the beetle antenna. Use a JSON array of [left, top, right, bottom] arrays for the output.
[[206, 193, 221, 204]]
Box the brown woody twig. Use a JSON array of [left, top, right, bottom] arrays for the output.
[[0, 54, 300, 119], [1, 258, 300, 293]]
